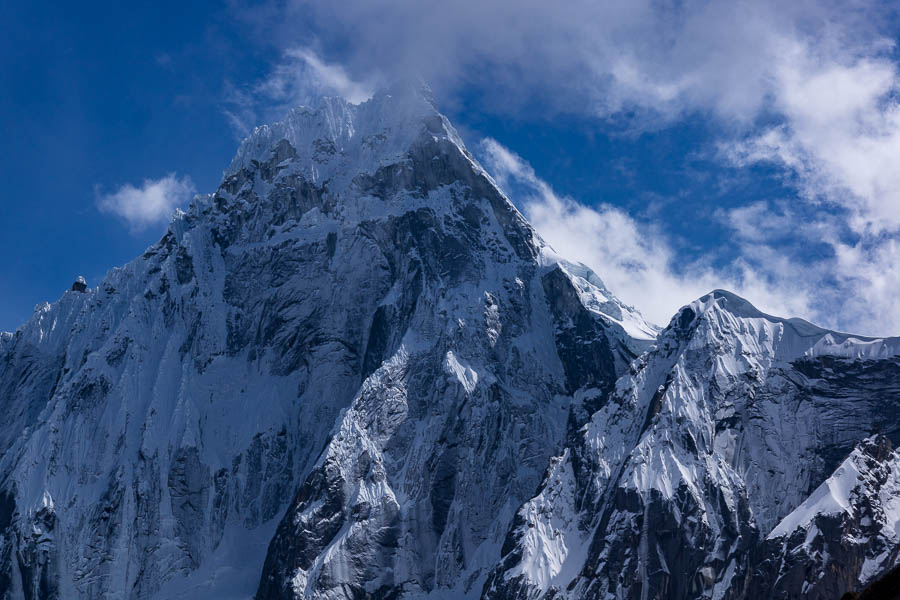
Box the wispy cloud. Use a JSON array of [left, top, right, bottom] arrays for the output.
[[224, 46, 375, 138], [718, 199, 900, 336], [485, 135, 900, 334], [96, 173, 195, 231], [481, 137, 900, 335], [480, 139, 815, 328], [253, 1, 891, 122]]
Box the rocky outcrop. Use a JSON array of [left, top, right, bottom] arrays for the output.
[[751, 436, 900, 599], [843, 561, 900, 599]]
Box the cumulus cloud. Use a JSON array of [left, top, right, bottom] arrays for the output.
[[480, 139, 815, 327], [96, 173, 195, 231], [224, 47, 375, 137]]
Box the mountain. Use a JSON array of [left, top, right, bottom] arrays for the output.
[[0, 84, 898, 600], [484, 290, 900, 600], [0, 83, 653, 600]]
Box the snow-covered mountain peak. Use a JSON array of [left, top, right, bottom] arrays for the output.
[[187, 81, 549, 262], [671, 288, 900, 362], [689, 289, 820, 333], [224, 81, 464, 188]]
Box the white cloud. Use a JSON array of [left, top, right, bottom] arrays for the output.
[[258, 1, 889, 122], [831, 238, 900, 330], [725, 46, 900, 234], [480, 139, 814, 327], [482, 138, 900, 335], [96, 173, 195, 231], [224, 47, 374, 137], [280, 48, 373, 104], [722, 201, 900, 335]]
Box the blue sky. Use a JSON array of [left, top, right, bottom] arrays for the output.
[[3, 0, 900, 335]]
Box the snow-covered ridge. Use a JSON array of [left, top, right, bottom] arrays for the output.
[[760, 436, 900, 595], [682, 289, 900, 362], [549, 258, 658, 341]]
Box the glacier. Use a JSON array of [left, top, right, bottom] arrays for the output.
[[1, 83, 898, 600]]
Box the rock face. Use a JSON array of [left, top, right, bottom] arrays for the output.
[[846, 561, 900, 599], [1, 85, 899, 600]]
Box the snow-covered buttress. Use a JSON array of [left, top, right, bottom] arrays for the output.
[[0, 84, 897, 600]]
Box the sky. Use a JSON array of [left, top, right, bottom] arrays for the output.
[[3, 0, 900, 335]]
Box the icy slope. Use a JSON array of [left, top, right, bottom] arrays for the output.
[[485, 290, 900, 600], [0, 83, 653, 600], [751, 435, 900, 599]]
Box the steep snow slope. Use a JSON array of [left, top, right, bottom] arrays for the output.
[[485, 290, 900, 600], [0, 83, 654, 600], [751, 435, 900, 599]]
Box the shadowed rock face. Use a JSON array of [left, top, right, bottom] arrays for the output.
[[844, 561, 900, 599]]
